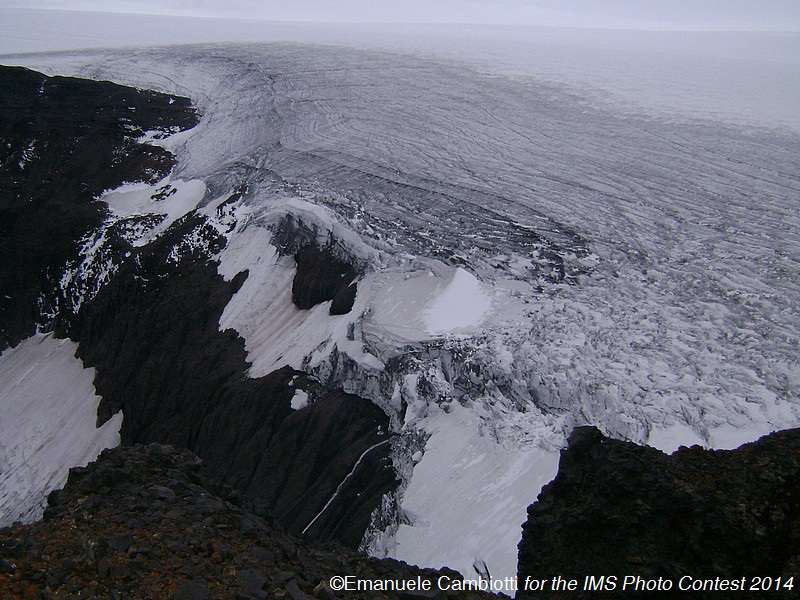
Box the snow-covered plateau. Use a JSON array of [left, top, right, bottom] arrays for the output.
[[1, 21, 799, 582]]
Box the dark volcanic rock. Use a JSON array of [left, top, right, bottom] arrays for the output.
[[516, 426, 800, 599], [0, 444, 495, 599], [0, 64, 198, 350], [171, 579, 211, 600], [292, 245, 360, 314]]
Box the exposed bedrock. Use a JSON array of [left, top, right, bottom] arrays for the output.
[[268, 211, 363, 314], [0, 65, 198, 350], [516, 426, 800, 599], [292, 245, 359, 315]]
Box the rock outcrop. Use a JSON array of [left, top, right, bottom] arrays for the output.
[[268, 212, 362, 315], [64, 211, 395, 547], [517, 426, 800, 599], [0, 444, 495, 599], [292, 245, 359, 315]]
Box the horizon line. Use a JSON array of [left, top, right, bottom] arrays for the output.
[[4, 6, 799, 34]]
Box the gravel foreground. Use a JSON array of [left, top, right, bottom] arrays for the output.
[[0, 443, 495, 599]]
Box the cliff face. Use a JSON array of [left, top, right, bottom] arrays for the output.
[[292, 245, 359, 315], [517, 426, 800, 599], [0, 444, 494, 599]]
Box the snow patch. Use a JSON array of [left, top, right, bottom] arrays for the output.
[[647, 423, 705, 453], [136, 125, 193, 151], [392, 403, 560, 582], [290, 389, 309, 410], [0, 334, 122, 526], [217, 224, 359, 375], [100, 177, 206, 246], [17, 140, 35, 170]]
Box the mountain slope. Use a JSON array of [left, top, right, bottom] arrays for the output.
[[0, 65, 397, 550], [0, 64, 197, 350]]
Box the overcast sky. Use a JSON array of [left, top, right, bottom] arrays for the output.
[[3, 1, 799, 30]]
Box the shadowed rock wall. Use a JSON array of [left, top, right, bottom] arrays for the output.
[[517, 426, 800, 599]]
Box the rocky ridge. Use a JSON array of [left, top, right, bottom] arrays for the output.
[[0, 64, 198, 351], [517, 426, 800, 599], [0, 444, 494, 599]]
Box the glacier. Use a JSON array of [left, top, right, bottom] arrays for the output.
[[2, 23, 799, 581]]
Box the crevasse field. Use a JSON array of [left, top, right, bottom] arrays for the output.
[[1, 7, 799, 581]]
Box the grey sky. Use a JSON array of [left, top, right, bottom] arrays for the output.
[[3, 0, 799, 30]]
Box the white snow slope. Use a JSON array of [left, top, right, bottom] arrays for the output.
[[0, 334, 122, 526], [2, 25, 799, 580]]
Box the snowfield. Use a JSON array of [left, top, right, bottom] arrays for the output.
[[102, 177, 207, 246], [0, 335, 122, 525], [2, 21, 799, 580]]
